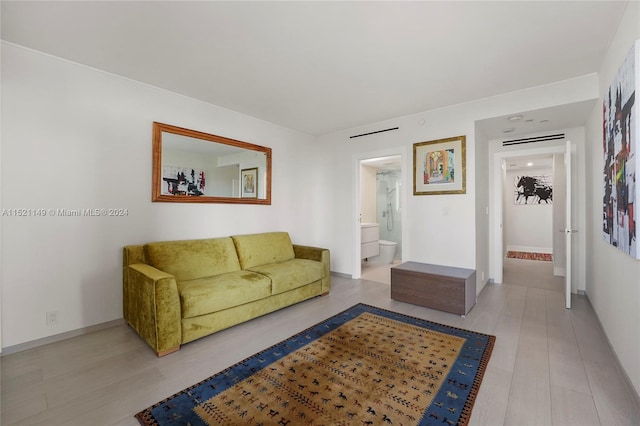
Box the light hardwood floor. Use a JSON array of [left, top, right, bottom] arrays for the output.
[[2, 259, 639, 425]]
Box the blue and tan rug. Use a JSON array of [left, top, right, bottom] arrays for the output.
[[136, 303, 495, 426]]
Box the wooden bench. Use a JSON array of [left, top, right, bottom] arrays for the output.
[[391, 261, 476, 316]]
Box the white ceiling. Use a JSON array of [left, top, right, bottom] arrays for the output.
[[505, 155, 554, 171], [361, 155, 402, 171], [1, 1, 627, 136], [163, 132, 246, 156], [475, 99, 599, 140]]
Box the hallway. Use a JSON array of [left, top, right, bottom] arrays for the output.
[[502, 257, 564, 292]]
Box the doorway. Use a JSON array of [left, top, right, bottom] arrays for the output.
[[502, 154, 562, 288], [354, 150, 406, 281], [491, 145, 568, 284]]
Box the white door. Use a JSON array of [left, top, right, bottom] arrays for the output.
[[565, 141, 573, 309]]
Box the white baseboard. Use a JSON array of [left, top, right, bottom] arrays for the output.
[[507, 245, 553, 254], [553, 266, 566, 276], [1, 318, 125, 356], [331, 271, 351, 279], [583, 292, 640, 410]]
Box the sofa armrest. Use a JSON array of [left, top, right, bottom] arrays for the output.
[[126, 263, 182, 356], [293, 245, 331, 294]]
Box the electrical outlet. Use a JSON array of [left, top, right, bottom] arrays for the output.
[[46, 311, 59, 326]]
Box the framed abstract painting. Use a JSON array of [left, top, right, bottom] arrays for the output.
[[603, 40, 639, 259], [514, 175, 553, 205]]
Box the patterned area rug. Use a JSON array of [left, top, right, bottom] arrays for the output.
[[506, 251, 553, 262], [136, 304, 495, 426]]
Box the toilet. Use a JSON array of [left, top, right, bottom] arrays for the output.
[[365, 240, 398, 265], [377, 240, 398, 264]]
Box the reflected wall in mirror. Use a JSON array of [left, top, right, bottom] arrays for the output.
[[152, 122, 271, 204]]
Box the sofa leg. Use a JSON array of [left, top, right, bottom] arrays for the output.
[[156, 346, 180, 357], [321, 291, 329, 296]]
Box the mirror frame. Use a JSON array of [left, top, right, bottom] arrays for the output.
[[152, 122, 272, 204]]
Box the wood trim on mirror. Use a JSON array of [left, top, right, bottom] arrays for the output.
[[152, 122, 272, 204]]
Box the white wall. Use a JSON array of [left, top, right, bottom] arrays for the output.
[[474, 126, 490, 287], [0, 30, 3, 354], [504, 167, 553, 253], [0, 43, 323, 348], [585, 1, 640, 398]]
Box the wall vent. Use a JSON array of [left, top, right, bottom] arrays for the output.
[[349, 127, 399, 139], [502, 133, 565, 146]]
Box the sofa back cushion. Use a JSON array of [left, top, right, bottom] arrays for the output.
[[231, 232, 295, 269], [145, 237, 241, 281]]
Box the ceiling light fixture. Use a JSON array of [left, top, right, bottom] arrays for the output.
[[527, 162, 533, 166], [508, 115, 523, 122], [503, 127, 516, 133]]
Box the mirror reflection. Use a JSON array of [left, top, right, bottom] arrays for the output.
[[152, 122, 271, 204]]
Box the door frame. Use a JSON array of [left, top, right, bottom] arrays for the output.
[[491, 145, 567, 283], [352, 147, 408, 279], [565, 140, 573, 308]]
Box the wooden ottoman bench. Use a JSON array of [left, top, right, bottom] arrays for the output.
[[391, 261, 476, 316]]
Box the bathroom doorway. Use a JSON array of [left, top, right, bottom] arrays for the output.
[[357, 154, 404, 283]]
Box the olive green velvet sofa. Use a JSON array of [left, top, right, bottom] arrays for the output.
[[123, 232, 330, 356]]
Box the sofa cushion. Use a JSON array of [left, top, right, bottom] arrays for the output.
[[247, 259, 324, 295], [177, 270, 272, 318], [231, 232, 295, 269], [145, 237, 241, 282]]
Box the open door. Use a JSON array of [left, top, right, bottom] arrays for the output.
[[565, 140, 573, 309]]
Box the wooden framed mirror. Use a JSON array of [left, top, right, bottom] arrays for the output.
[[152, 122, 271, 204]]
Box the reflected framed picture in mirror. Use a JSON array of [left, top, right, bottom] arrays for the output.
[[241, 168, 258, 198], [161, 165, 206, 196]]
